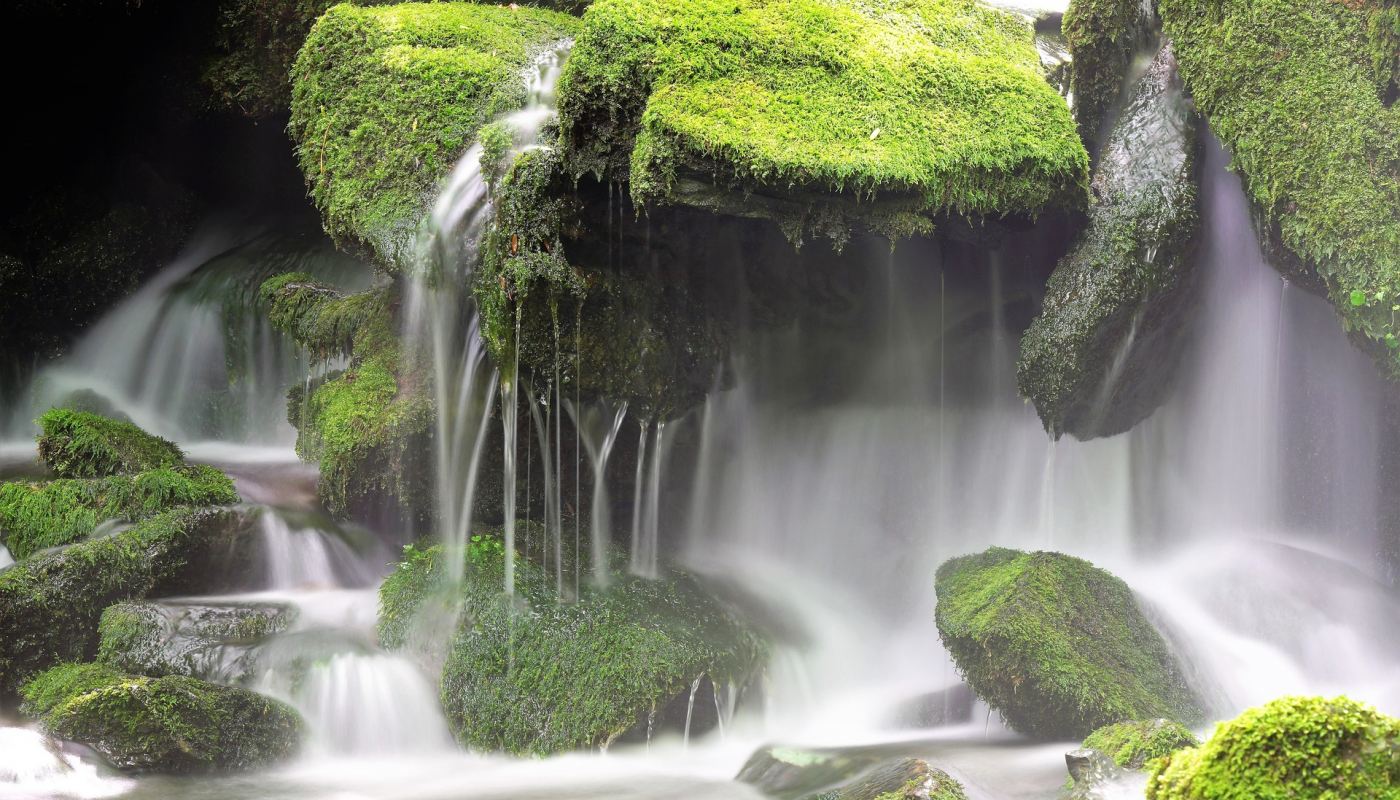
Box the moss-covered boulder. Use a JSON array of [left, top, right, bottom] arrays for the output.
[[0, 465, 239, 560], [1062, 0, 1157, 145], [98, 601, 296, 685], [1017, 43, 1200, 440], [289, 2, 582, 271], [934, 547, 1200, 739], [1160, 0, 1400, 381], [0, 508, 260, 694], [379, 536, 766, 755], [20, 663, 301, 773], [1146, 696, 1400, 800], [1083, 718, 1199, 771], [557, 0, 1088, 245], [37, 409, 185, 479]]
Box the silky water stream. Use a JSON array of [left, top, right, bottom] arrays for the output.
[[3, 45, 1399, 800]]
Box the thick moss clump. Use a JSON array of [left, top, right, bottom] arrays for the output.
[[1062, 0, 1156, 144], [1160, 0, 1400, 381], [1017, 44, 1200, 440], [0, 466, 239, 560], [21, 665, 301, 773], [289, 2, 581, 270], [934, 547, 1200, 739], [558, 0, 1087, 244], [98, 601, 296, 684], [1083, 718, 1199, 771], [1146, 696, 1400, 800], [0, 508, 259, 694], [379, 537, 766, 755], [38, 409, 185, 479]]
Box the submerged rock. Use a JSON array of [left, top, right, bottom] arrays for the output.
[[1082, 718, 1198, 771], [1145, 696, 1400, 800], [37, 409, 185, 479], [804, 757, 967, 800], [1062, 748, 1123, 800], [934, 547, 1200, 739], [1018, 43, 1200, 440], [20, 663, 301, 773], [97, 600, 296, 685], [736, 746, 886, 799]]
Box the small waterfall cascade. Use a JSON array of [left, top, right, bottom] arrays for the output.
[[0, 727, 131, 799], [629, 418, 672, 579], [564, 397, 629, 586]]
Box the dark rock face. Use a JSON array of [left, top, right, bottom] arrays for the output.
[[97, 601, 296, 685], [1018, 44, 1201, 440]]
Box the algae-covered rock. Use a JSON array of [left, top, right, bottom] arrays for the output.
[[379, 536, 766, 755], [934, 547, 1200, 739], [1062, 0, 1157, 144], [1083, 718, 1198, 771], [0, 508, 260, 694], [289, 2, 582, 271], [37, 409, 185, 479], [0, 465, 239, 560], [1018, 44, 1200, 440], [1145, 696, 1400, 800], [1160, 0, 1400, 381], [98, 600, 296, 685], [558, 0, 1088, 245], [20, 664, 301, 773]]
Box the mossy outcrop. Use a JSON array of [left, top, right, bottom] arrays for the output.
[[1083, 718, 1199, 771], [0, 508, 260, 694], [289, 2, 582, 271], [558, 0, 1088, 245], [934, 547, 1200, 739], [98, 601, 296, 685], [1146, 696, 1400, 800], [0, 465, 239, 560], [379, 535, 766, 755], [37, 409, 185, 479], [1062, 0, 1157, 145], [20, 663, 301, 773], [1160, 0, 1400, 381], [1017, 44, 1200, 440]]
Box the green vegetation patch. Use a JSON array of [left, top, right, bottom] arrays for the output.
[[1146, 696, 1400, 800], [558, 0, 1087, 242], [1160, 0, 1400, 380], [0, 465, 239, 560], [380, 535, 766, 755], [934, 547, 1200, 739], [1084, 718, 1199, 771], [21, 665, 301, 773], [290, 2, 582, 271], [38, 409, 185, 479]]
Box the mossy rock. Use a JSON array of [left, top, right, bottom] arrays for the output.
[[0, 508, 261, 694], [289, 2, 582, 271], [1083, 718, 1199, 771], [934, 547, 1200, 739], [1145, 696, 1400, 800], [379, 535, 766, 755], [20, 664, 301, 773], [1160, 0, 1400, 381], [737, 746, 888, 800], [800, 757, 967, 800], [37, 409, 186, 479], [558, 0, 1088, 245], [98, 600, 296, 685], [0, 465, 240, 560], [1017, 43, 1200, 440], [1062, 0, 1157, 145]]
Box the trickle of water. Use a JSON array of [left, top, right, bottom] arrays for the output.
[[565, 397, 629, 587], [260, 510, 370, 591]]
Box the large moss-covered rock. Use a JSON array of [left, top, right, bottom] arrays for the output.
[[379, 536, 766, 755], [0, 508, 260, 694], [1083, 718, 1199, 771], [20, 663, 301, 773], [934, 547, 1200, 739], [1160, 0, 1400, 381], [1017, 44, 1200, 440], [1146, 696, 1400, 800], [557, 0, 1088, 245], [289, 2, 582, 271], [97, 601, 296, 685], [0, 466, 239, 560], [37, 409, 185, 479]]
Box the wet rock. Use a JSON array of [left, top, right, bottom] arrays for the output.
[[1062, 748, 1122, 800], [736, 746, 886, 800], [934, 547, 1201, 739], [1018, 44, 1201, 440], [886, 684, 976, 730], [97, 601, 296, 685], [1081, 718, 1198, 771], [1062, 0, 1158, 145], [801, 757, 967, 800]]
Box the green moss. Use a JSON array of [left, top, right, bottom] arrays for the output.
[[1145, 696, 1400, 800], [37, 409, 186, 479], [22, 666, 301, 773], [558, 0, 1087, 242], [380, 535, 766, 755], [1061, 0, 1151, 143], [1160, 0, 1400, 381], [0, 465, 240, 560], [18, 662, 126, 718], [1083, 718, 1199, 772], [0, 508, 257, 694], [934, 547, 1200, 739], [289, 2, 582, 271]]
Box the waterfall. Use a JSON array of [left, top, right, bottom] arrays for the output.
[[629, 418, 672, 579], [565, 397, 629, 586]]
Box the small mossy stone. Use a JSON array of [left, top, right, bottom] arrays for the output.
[[934, 547, 1201, 739], [1082, 719, 1199, 771], [37, 410, 185, 479], [98, 600, 296, 685], [1145, 696, 1400, 800], [737, 746, 888, 800], [801, 757, 968, 800]]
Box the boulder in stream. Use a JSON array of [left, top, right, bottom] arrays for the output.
[[97, 600, 296, 684], [36, 409, 185, 479], [934, 547, 1200, 739], [1017, 43, 1201, 440]]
